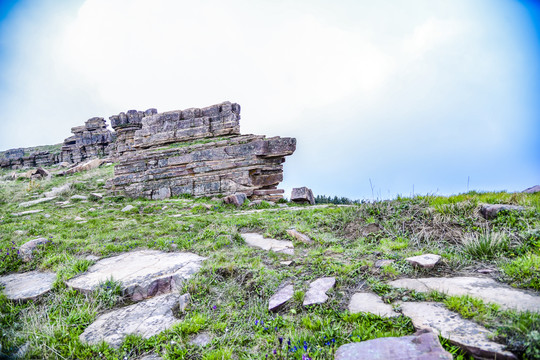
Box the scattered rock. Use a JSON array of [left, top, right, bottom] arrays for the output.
[[522, 185, 540, 194], [374, 259, 395, 268], [139, 354, 162, 360], [74, 216, 85, 221], [189, 332, 212, 347], [57, 162, 70, 168], [0, 271, 56, 301], [280, 260, 295, 266], [335, 329, 452, 360], [248, 200, 262, 207], [291, 187, 315, 205], [66, 250, 206, 301], [388, 277, 540, 312], [405, 254, 441, 268], [14, 230, 27, 235], [19, 196, 56, 208], [71, 195, 88, 200], [44, 183, 71, 197], [348, 293, 399, 317], [241, 233, 294, 255], [64, 158, 106, 175], [400, 302, 516, 359], [480, 204, 525, 219], [361, 223, 382, 236], [88, 207, 96, 211], [303, 277, 335, 306], [79, 292, 184, 348], [19, 238, 49, 262], [223, 193, 248, 207], [268, 284, 294, 312], [286, 229, 313, 244], [477, 268, 496, 274], [12, 209, 43, 217], [122, 205, 136, 212]]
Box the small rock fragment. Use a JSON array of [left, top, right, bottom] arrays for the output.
[[241, 233, 294, 255], [89, 193, 104, 200], [12, 210, 43, 217], [189, 332, 212, 347], [269, 284, 294, 312], [19, 238, 49, 262], [223, 193, 248, 207], [374, 259, 394, 268], [122, 205, 136, 212], [19, 197, 56, 208], [44, 183, 71, 197], [286, 229, 313, 244], [405, 254, 441, 268], [303, 277, 335, 306]]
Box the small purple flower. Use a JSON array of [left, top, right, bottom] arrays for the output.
[[255, 320, 258, 325], [273, 350, 277, 354], [212, 305, 217, 310], [279, 337, 283, 345]]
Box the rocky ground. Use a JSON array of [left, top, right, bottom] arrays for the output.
[[0, 165, 538, 359]]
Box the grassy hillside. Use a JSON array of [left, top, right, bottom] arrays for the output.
[[0, 166, 538, 359]]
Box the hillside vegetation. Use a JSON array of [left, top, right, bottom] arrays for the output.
[[0, 166, 538, 359]]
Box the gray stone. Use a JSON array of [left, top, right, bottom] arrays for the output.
[[405, 254, 441, 268], [71, 195, 88, 200], [291, 187, 315, 205], [66, 250, 205, 301], [79, 292, 184, 348], [388, 277, 540, 312], [19, 238, 49, 262], [74, 216, 85, 221], [348, 293, 399, 317], [12, 209, 43, 217], [286, 229, 313, 244], [19, 196, 56, 208], [523, 185, 540, 193], [44, 183, 71, 197], [480, 204, 525, 219], [335, 329, 452, 360], [374, 259, 395, 268], [223, 193, 247, 207], [303, 277, 335, 306], [400, 302, 516, 359], [139, 354, 162, 360], [189, 332, 212, 347], [280, 260, 295, 266], [14, 230, 27, 235], [241, 233, 294, 255], [122, 204, 136, 212], [269, 284, 294, 311], [0, 271, 56, 301]]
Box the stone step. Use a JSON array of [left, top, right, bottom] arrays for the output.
[[0, 271, 56, 301], [241, 233, 294, 255]]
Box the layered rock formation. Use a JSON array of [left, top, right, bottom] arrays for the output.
[[109, 101, 296, 201], [110, 109, 157, 157], [60, 117, 114, 164], [0, 146, 61, 169]]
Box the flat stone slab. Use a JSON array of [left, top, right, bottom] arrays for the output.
[[389, 277, 540, 312], [400, 302, 516, 359], [303, 277, 335, 306], [80, 292, 184, 348], [66, 250, 206, 301], [269, 284, 294, 311], [139, 355, 162, 360], [335, 329, 452, 360], [0, 271, 56, 301], [405, 254, 441, 268], [348, 293, 399, 317], [241, 233, 294, 255], [19, 197, 56, 208], [11, 209, 43, 216]]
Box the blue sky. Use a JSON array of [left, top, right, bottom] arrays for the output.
[[0, 0, 538, 199]]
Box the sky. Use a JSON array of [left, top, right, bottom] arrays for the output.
[[0, 0, 538, 199]]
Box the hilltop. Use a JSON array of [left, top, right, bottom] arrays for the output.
[[0, 165, 539, 359]]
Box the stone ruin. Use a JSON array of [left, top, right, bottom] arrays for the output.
[[60, 117, 114, 164], [108, 101, 296, 201], [1, 101, 296, 201]]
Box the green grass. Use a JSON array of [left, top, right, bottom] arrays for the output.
[[0, 166, 538, 358]]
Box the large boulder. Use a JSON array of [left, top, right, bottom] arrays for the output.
[[479, 204, 525, 219], [291, 187, 315, 205]]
